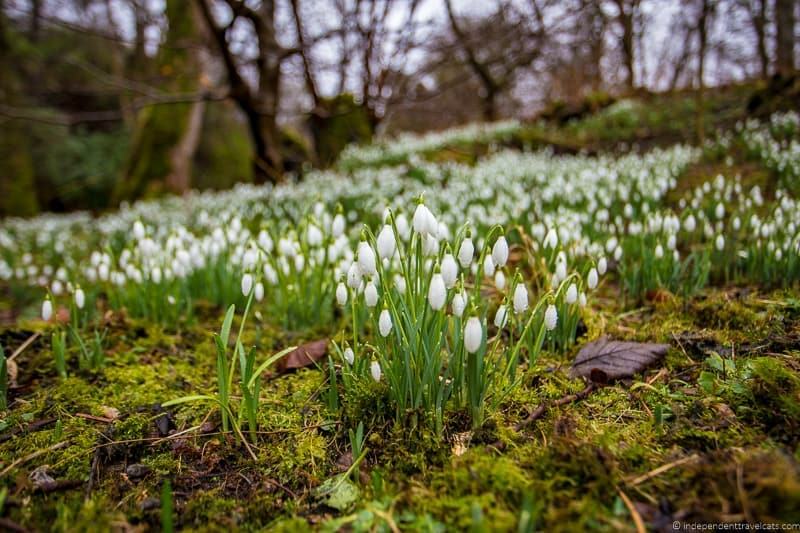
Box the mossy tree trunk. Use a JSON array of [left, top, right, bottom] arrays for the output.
[[0, 6, 40, 217], [114, 0, 205, 203]]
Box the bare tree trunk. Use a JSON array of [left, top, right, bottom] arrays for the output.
[[614, 0, 638, 91], [167, 100, 206, 194], [754, 0, 770, 78], [696, 0, 712, 143], [775, 0, 797, 75]]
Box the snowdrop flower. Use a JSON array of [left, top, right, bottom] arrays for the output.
[[428, 272, 446, 311], [370, 360, 382, 382], [685, 214, 697, 232], [483, 255, 495, 277], [307, 225, 323, 246], [441, 254, 458, 288], [344, 347, 354, 365], [715, 202, 725, 219], [151, 267, 162, 284], [336, 282, 348, 306], [732, 216, 741, 231], [379, 309, 392, 337], [42, 298, 53, 322], [544, 228, 558, 249], [364, 281, 379, 307], [586, 267, 598, 290], [492, 236, 509, 267], [458, 237, 474, 268], [74, 287, 85, 309], [241, 273, 253, 296], [544, 304, 558, 331], [555, 260, 567, 282], [423, 234, 439, 256], [597, 257, 607, 276], [494, 305, 508, 329], [376, 224, 396, 259], [464, 317, 483, 353], [579, 292, 587, 307], [413, 203, 434, 235], [332, 213, 346, 238], [357, 242, 376, 276], [655, 244, 664, 259], [565, 283, 578, 304], [51, 280, 63, 296], [394, 274, 406, 294], [254, 282, 264, 302], [513, 283, 528, 314], [715, 234, 725, 251], [494, 270, 506, 290], [452, 292, 466, 317], [346, 262, 361, 289], [133, 220, 145, 241]]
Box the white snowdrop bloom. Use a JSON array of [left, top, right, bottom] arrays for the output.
[[458, 238, 474, 268], [494, 305, 508, 329], [357, 241, 376, 276], [565, 283, 578, 304], [483, 255, 495, 277], [151, 267, 162, 284], [715, 234, 725, 251], [452, 292, 466, 317], [551, 275, 560, 290], [370, 360, 382, 382], [258, 230, 274, 252], [667, 234, 677, 250], [776, 248, 783, 261], [544, 304, 558, 331], [614, 245, 623, 261], [98, 263, 109, 281], [264, 264, 278, 285], [555, 260, 567, 282], [42, 299, 53, 322], [395, 213, 410, 240], [364, 281, 379, 307], [375, 226, 394, 261], [494, 270, 506, 290], [167, 295, 176, 305], [332, 214, 346, 238], [336, 282, 348, 306], [732, 217, 741, 231], [347, 262, 362, 289], [394, 274, 406, 294], [241, 273, 254, 296], [597, 257, 607, 276], [74, 287, 85, 309], [133, 220, 145, 241], [655, 244, 664, 259], [544, 228, 558, 249], [513, 283, 528, 314], [51, 279, 63, 296], [306, 225, 323, 247], [294, 254, 305, 272], [464, 317, 483, 353], [254, 282, 265, 302], [441, 254, 458, 288], [379, 309, 392, 337], [428, 273, 446, 311], [715, 202, 725, 219], [242, 248, 258, 270], [492, 236, 509, 267], [413, 204, 434, 235], [587, 268, 599, 290], [343, 347, 354, 365], [423, 234, 439, 256], [579, 292, 587, 307]]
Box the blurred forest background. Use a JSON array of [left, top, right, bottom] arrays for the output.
[[0, 0, 797, 217]]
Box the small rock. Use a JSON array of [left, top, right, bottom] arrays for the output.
[[126, 463, 151, 480], [139, 497, 161, 512]]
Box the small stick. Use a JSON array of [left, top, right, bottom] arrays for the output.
[[0, 441, 69, 477], [9, 333, 41, 362], [617, 488, 646, 533], [626, 453, 700, 486]]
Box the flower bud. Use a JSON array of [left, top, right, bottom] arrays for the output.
[[513, 283, 528, 314], [544, 304, 558, 331], [492, 236, 509, 267], [441, 254, 458, 288], [241, 273, 253, 296], [364, 281, 379, 307], [42, 298, 53, 322], [458, 238, 474, 268], [464, 317, 483, 353], [379, 309, 392, 337], [336, 282, 348, 306], [371, 360, 382, 382], [428, 273, 446, 311], [376, 224, 396, 259]]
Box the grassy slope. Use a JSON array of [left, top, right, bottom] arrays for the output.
[[1, 86, 799, 532]]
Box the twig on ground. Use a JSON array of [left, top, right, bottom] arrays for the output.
[[626, 453, 700, 486], [0, 440, 69, 477]]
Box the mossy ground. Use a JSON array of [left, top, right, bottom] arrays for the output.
[[2, 279, 798, 532]]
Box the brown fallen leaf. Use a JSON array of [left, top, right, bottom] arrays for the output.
[[570, 336, 669, 381], [275, 339, 329, 372]]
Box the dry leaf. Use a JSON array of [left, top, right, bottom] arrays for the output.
[[570, 336, 669, 381], [276, 339, 329, 372], [101, 406, 120, 420]]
